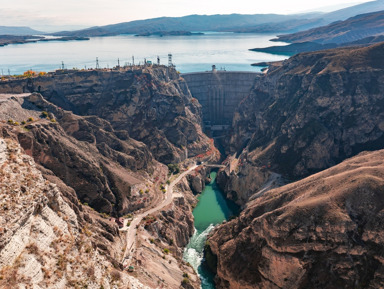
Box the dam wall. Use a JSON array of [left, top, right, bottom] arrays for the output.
[[182, 70, 261, 130]]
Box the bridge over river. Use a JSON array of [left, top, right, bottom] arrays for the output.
[[182, 67, 262, 136]]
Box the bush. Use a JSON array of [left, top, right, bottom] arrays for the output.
[[163, 248, 169, 254], [182, 278, 190, 285], [27, 117, 34, 122], [7, 119, 13, 124], [21, 121, 26, 125], [110, 270, 121, 281], [168, 163, 180, 174], [41, 111, 49, 118]]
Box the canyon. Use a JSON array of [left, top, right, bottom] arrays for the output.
[[1, 40, 384, 289]]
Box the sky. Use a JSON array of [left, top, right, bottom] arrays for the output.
[[0, 0, 374, 31]]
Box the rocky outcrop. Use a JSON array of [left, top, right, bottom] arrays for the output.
[[129, 172, 202, 289], [186, 165, 210, 195], [208, 149, 384, 289], [0, 93, 162, 215], [0, 136, 149, 289], [219, 43, 384, 206], [0, 66, 211, 164]]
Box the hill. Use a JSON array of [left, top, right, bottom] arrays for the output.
[[274, 10, 384, 44], [0, 26, 43, 35], [52, 13, 322, 37]]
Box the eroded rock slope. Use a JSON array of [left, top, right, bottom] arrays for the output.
[[219, 42, 384, 206], [0, 135, 149, 289], [0, 66, 211, 164], [209, 149, 384, 289]]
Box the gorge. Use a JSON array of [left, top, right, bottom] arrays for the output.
[[1, 40, 384, 288]]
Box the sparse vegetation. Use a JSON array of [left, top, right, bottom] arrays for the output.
[[167, 163, 180, 174]]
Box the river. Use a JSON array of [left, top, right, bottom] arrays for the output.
[[183, 171, 239, 289], [0, 32, 288, 75]]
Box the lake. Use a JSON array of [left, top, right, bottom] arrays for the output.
[[0, 32, 288, 75]]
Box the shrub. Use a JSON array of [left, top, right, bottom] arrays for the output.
[[182, 278, 190, 285], [163, 248, 169, 254], [7, 119, 13, 124], [167, 163, 180, 174], [27, 117, 34, 122], [41, 111, 49, 118], [21, 121, 26, 125], [50, 118, 56, 123], [110, 270, 121, 281]]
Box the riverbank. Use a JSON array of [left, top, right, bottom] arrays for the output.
[[183, 171, 239, 289]]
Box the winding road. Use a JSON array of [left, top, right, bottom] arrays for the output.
[[122, 164, 198, 264]]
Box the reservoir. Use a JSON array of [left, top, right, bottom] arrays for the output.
[[183, 171, 239, 289], [0, 32, 288, 75]]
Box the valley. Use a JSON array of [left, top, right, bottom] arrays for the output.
[[1, 2, 384, 285]]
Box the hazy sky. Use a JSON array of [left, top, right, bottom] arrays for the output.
[[1, 0, 373, 31]]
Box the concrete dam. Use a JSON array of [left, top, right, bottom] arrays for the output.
[[182, 69, 261, 136]]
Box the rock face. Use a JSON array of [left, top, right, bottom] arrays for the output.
[[0, 93, 161, 215], [0, 66, 211, 164], [218, 43, 384, 206], [0, 135, 149, 289], [208, 149, 384, 289]]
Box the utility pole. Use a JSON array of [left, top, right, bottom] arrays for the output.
[[117, 58, 120, 67], [132, 56, 135, 66], [157, 56, 160, 65], [96, 57, 100, 69], [61, 61, 64, 70], [8, 69, 10, 76]]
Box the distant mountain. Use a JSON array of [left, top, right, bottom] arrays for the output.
[[321, 0, 384, 22], [52, 1, 384, 37], [274, 10, 384, 44], [0, 26, 43, 35], [52, 13, 326, 37], [226, 0, 384, 34]]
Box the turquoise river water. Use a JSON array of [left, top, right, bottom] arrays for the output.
[[183, 171, 239, 289]]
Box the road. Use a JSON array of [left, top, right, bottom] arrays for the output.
[[122, 164, 198, 264]]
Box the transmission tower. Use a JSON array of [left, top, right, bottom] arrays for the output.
[[61, 61, 64, 70], [96, 57, 100, 69], [132, 56, 135, 66], [168, 54, 173, 67], [157, 56, 160, 65]]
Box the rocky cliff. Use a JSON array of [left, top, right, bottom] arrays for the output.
[[0, 135, 150, 289], [208, 149, 384, 289], [0, 93, 163, 215], [0, 66, 212, 164], [218, 42, 384, 206]]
